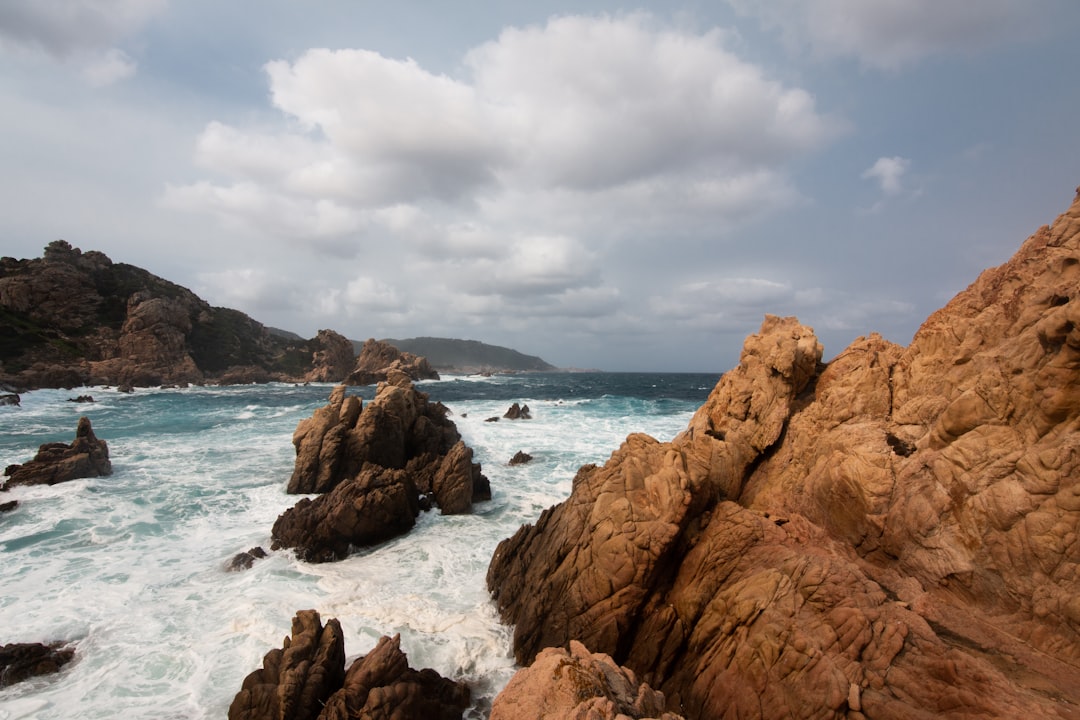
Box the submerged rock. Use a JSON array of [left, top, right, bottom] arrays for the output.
[[2, 416, 111, 489], [0, 642, 75, 687], [488, 189, 1080, 718], [227, 546, 268, 571], [229, 611, 468, 720]]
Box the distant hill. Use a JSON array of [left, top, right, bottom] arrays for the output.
[[376, 337, 557, 373], [0, 240, 355, 389]]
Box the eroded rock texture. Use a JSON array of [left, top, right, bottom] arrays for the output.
[[229, 611, 469, 720], [490, 640, 684, 720], [488, 190, 1080, 718], [0, 642, 75, 687], [3, 416, 111, 489], [273, 373, 488, 561], [345, 338, 439, 386]]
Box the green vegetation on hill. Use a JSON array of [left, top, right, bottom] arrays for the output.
[[378, 337, 556, 372]]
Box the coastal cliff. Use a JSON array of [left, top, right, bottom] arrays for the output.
[[487, 189, 1080, 718], [0, 241, 354, 389]]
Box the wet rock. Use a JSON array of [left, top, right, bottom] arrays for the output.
[[229, 611, 468, 720], [0, 394, 19, 406], [2, 416, 111, 489], [67, 395, 94, 403], [227, 546, 268, 571], [509, 451, 533, 465], [0, 642, 75, 687], [0, 500, 16, 513], [503, 402, 531, 419]]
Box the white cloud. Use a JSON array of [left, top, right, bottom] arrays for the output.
[[0, 0, 165, 58], [862, 156, 910, 196], [726, 0, 1061, 69], [81, 47, 137, 86]]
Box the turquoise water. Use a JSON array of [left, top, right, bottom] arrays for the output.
[[0, 373, 716, 719]]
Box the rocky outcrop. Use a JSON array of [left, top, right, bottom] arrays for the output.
[[487, 190, 1080, 718], [503, 402, 531, 419], [344, 339, 439, 386], [509, 450, 533, 465], [273, 373, 488, 562], [490, 640, 683, 720], [3, 416, 111, 489], [0, 642, 75, 687], [303, 329, 355, 383], [0, 241, 356, 389], [229, 610, 469, 720]]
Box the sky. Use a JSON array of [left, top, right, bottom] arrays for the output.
[[1, 1, 1079, 372]]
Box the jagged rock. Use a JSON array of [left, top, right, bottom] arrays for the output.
[[229, 612, 469, 720], [344, 339, 439, 386], [0, 500, 16, 513], [503, 402, 531, 419], [67, 395, 94, 403], [227, 546, 268, 571], [0, 642, 75, 687], [490, 640, 683, 720], [487, 191, 1080, 718], [318, 634, 470, 720], [272, 466, 420, 562], [303, 329, 356, 383], [509, 451, 533, 465], [3, 417, 111, 489], [228, 610, 346, 720], [0, 394, 19, 406], [277, 378, 487, 560]]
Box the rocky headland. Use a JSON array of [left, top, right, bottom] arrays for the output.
[[0, 241, 355, 389], [485, 189, 1080, 718], [271, 371, 489, 562]]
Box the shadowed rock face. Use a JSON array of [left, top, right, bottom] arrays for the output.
[[488, 190, 1080, 719], [3, 416, 111, 489], [272, 373, 488, 562], [228, 611, 469, 720], [0, 642, 75, 687]]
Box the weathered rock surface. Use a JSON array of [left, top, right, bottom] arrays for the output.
[[490, 640, 684, 720], [3, 416, 111, 489], [229, 611, 469, 720], [503, 402, 531, 419], [0, 642, 75, 687], [488, 190, 1080, 718], [344, 338, 439, 386], [0, 241, 356, 389], [227, 546, 268, 571], [509, 450, 533, 465], [274, 374, 488, 561]]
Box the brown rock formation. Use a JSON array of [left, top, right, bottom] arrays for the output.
[[488, 190, 1080, 718], [0, 241, 357, 389], [275, 375, 488, 561], [229, 611, 469, 720], [303, 329, 356, 383], [0, 642, 75, 687], [490, 640, 684, 720], [3, 416, 111, 489], [344, 339, 439, 385]]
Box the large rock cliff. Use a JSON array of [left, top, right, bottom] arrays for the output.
[[487, 190, 1080, 718], [0, 241, 355, 389]]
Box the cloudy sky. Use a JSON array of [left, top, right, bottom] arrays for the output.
[[2, 1, 1078, 371]]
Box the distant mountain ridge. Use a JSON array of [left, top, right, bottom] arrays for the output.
[[376, 337, 557, 373]]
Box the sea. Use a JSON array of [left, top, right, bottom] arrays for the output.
[[0, 372, 718, 719]]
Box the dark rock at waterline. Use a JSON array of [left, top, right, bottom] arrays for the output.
[[67, 395, 94, 403], [2, 417, 111, 489], [509, 451, 533, 465], [228, 610, 469, 720], [0, 500, 16, 513], [0, 394, 19, 406], [0, 642, 75, 687], [227, 546, 268, 571], [503, 402, 531, 420], [484, 416, 499, 422], [277, 374, 488, 562]]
